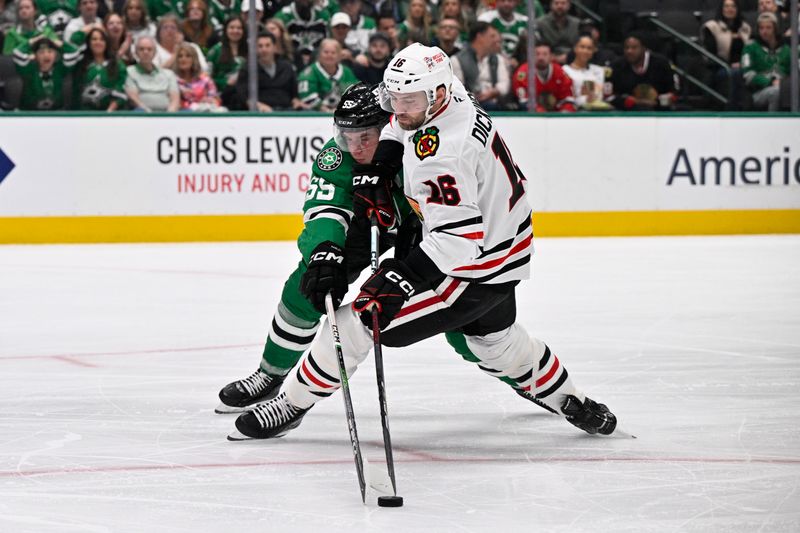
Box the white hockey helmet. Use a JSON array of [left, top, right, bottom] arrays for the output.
[[379, 43, 453, 121]]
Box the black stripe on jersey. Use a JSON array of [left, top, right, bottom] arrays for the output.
[[537, 369, 569, 399], [513, 369, 533, 384], [272, 319, 317, 346], [311, 390, 334, 397], [478, 214, 532, 258], [538, 346, 552, 371], [296, 368, 308, 386], [431, 216, 483, 233], [308, 207, 352, 224], [469, 255, 531, 283], [478, 364, 501, 374], [308, 354, 339, 384]]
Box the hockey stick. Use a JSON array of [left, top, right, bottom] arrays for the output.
[[325, 292, 367, 503], [369, 215, 399, 497]]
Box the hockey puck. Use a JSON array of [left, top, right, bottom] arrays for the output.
[[377, 495, 404, 507]]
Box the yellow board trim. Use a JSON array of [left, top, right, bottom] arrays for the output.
[[1, 210, 799, 244]]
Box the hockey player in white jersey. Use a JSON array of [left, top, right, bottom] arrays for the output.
[[229, 43, 619, 440]]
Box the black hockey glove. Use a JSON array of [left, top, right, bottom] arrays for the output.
[[300, 241, 348, 314], [352, 163, 396, 229], [352, 259, 420, 330]]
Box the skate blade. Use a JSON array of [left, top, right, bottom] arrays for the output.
[[610, 426, 637, 439], [215, 402, 248, 414], [226, 428, 288, 441]]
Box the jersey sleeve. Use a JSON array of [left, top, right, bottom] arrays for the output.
[[413, 155, 484, 275]]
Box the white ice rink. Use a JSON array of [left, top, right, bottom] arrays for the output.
[[1, 235, 798, 532]]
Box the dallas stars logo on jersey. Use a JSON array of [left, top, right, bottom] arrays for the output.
[[316, 147, 343, 171], [413, 127, 440, 161]]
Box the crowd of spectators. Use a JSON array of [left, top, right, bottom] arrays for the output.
[[0, 0, 797, 112]]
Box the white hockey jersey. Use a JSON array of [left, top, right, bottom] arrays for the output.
[[380, 78, 534, 284]]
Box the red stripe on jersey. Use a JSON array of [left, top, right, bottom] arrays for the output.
[[302, 360, 333, 389], [428, 99, 451, 121], [535, 356, 560, 388], [394, 279, 461, 319], [460, 232, 484, 240], [453, 234, 532, 271]]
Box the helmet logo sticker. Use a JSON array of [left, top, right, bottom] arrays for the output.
[[342, 99, 356, 109], [317, 147, 343, 171], [413, 126, 440, 161]]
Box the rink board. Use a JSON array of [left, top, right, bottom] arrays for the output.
[[0, 114, 798, 243]]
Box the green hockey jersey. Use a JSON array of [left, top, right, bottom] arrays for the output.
[[36, 0, 77, 36], [12, 39, 82, 110], [208, 0, 241, 31], [2, 21, 58, 55], [478, 9, 528, 57], [274, 3, 330, 57], [76, 60, 128, 110], [298, 61, 360, 110]]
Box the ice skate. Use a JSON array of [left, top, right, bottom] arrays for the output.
[[227, 392, 310, 441], [215, 370, 284, 414], [560, 395, 617, 436]]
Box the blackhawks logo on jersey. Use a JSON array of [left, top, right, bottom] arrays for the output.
[[413, 126, 440, 161], [316, 147, 343, 171]]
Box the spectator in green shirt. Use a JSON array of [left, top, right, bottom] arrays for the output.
[[12, 33, 82, 110], [206, 16, 246, 107], [297, 38, 360, 111], [3, 0, 58, 55], [74, 26, 128, 111], [742, 11, 794, 111]]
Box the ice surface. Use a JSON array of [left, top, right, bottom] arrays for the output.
[[0, 236, 798, 532]]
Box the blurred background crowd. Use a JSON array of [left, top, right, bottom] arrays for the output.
[[0, 0, 797, 112]]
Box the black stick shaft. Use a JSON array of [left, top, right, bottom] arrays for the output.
[[325, 293, 367, 503], [370, 217, 398, 496]]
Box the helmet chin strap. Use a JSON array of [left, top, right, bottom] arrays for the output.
[[423, 86, 451, 125]]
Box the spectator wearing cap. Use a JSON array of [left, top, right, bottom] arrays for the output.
[[609, 33, 677, 111], [536, 0, 580, 64], [330, 11, 357, 66], [742, 11, 795, 111], [12, 33, 82, 110], [3, 0, 59, 56], [338, 0, 375, 57], [758, 0, 790, 36], [451, 21, 510, 111], [297, 37, 360, 111], [63, 0, 101, 44], [125, 34, 180, 111], [432, 16, 462, 57], [352, 31, 392, 85], [233, 31, 303, 111]]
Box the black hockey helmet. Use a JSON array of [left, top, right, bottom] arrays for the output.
[[333, 83, 391, 152]]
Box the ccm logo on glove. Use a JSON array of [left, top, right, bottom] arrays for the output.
[[385, 271, 415, 297], [352, 174, 380, 186], [310, 250, 344, 263]]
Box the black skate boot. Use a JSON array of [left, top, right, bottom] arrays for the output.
[[215, 370, 285, 414], [561, 395, 617, 435], [227, 392, 310, 441]]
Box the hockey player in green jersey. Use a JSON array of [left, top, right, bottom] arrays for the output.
[[12, 34, 82, 110], [297, 38, 360, 111], [216, 82, 405, 413]]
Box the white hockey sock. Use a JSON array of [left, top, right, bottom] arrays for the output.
[[465, 324, 535, 387], [528, 336, 583, 412], [284, 305, 373, 409]]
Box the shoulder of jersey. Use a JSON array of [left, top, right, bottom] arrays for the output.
[[314, 141, 351, 179]]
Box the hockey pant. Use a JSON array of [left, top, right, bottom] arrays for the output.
[[284, 278, 582, 411]]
